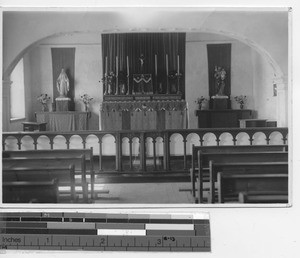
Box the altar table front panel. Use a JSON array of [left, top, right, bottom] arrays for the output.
[[195, 109, 252, 128], [36, 112, 89, 131], [100, 100, 187, 131]]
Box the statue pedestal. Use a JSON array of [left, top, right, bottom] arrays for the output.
[[55, 97, 70, 111], [211, 95, 229, 110]]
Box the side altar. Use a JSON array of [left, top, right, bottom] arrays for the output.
[[196, 66, 253, 128]]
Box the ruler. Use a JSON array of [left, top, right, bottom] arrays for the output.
[[0, 212, 210, 252]]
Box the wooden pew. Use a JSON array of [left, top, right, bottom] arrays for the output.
[[3, 148, 96, 198], [218, 172, 288, 204], [190, 144, 287, 198], [3, 165, 76, 202], [2, 155, 88, 202], [3, 179, 59, 203], [195, 151, 288, 203], [210, 161, 288, 203], [95, 171, 189, 184]]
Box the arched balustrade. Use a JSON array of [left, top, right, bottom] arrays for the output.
[[3, 127, 288, 173]]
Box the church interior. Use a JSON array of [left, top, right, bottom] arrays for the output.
[[2, 8, 289, 205]]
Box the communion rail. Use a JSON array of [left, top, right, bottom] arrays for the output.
[[2, 127, 288, 173]]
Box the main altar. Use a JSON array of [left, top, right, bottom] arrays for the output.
[[100, 46, 187, 131]]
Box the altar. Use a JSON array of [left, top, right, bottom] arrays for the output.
[[36, 112, 90, 131], [100, 100, 187, 131]]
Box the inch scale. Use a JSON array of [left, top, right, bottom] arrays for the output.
[[0, 212, 210, 252]]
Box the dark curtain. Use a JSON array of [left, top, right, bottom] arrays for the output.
[[101, 33, 186, 97], [207, 44, 231, 97], [51, 48, 76, 110]]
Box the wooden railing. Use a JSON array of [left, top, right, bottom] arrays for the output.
[[2, 127, 288, 173]]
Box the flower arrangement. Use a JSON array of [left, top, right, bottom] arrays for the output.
[[168, 70, 182, 80], [80, 94, 93, 112], [234, 95, 247, 109], [102, 71, 116, 84], [195, 96, 207, 110], [80, 94, 93, 104], [37, 94, 51, 104], [102, 71, 116, 95]]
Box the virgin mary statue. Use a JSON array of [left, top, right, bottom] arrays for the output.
[[56, 68, 70, 98]]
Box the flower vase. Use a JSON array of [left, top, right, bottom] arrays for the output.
[[42, 103, 48, 112], [198, 104, 203, 110], [84, 104, 88, 112], [240, 104, 244, 110]]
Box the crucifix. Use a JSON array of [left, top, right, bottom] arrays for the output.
[[139, 54, 145, 72]]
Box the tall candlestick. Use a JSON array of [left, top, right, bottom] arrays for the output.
[[155, 54, 157, 76], [166, 54, 169, 75], [127, 56, 129, 75], [105, 56, 108, 76], [177, 55, 180, 74], [116, 56, 118, 75]]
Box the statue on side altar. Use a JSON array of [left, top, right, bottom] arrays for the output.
[[56, 68, 70, 98], [214, 66, 226, 96]]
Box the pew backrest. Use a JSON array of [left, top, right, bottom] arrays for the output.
[[2, 155, 86, 201], [191, 144, 288, 170], [210, 161, 288, 203], [3, 179, 59, 203], [218, 172, 288, 203], [3, 165, 76, 201], [195, 151, 288, 203], [3, 148, 94, 199], [200, 151, 288, 167]]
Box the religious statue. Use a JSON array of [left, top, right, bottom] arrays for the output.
[[214, 66, 226, 96], [56, 68, 70, 98]]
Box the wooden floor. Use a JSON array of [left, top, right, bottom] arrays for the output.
[[89, 157, 194, 204], [93, 182, 194, 203]]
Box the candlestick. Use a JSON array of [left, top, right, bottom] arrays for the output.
[[127, 56, 129, 76], [105, 56, 108, 76], [155, 54, 157, 76], [177, 55, 180, 74], [166, 54, 169, 76], [115, 56, 119, 95], [116, 56, 118, 75]]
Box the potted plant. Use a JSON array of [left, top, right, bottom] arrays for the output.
[[80, 94, 93, 112], [195, 96, 208, 110], [37, 94, 51, 112], [234, 95, 247, 109]]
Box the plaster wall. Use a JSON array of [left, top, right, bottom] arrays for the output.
[[252, 49, 278, 121], [3, 9, 288, 80]]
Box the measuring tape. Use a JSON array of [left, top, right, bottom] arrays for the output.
[[0, 212, 210, 252]]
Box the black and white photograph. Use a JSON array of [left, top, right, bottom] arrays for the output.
[[1, 7, 291, 206], [1, 1, 300, 257]]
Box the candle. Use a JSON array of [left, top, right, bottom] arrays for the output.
[[155, 54, 157, 76], [166, 54, 169, 75], [116, 56, 118, 75], [177, 55, 180, 74], [105, 56, 108, 76], [127, 56, 129, 76]]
